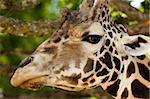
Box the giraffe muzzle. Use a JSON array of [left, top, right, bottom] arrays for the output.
[[10, 67, 49, 90], [19, 76, 47, 90]]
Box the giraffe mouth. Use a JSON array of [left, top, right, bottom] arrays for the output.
[[19, 76, 48, 90], [11, 68, 49, 90], [11, 75, 48, 90]]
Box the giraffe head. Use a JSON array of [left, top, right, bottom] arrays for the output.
[[11, 0, 150, 98]]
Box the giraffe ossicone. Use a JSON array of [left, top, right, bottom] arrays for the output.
[[11, 0, 150, 99]]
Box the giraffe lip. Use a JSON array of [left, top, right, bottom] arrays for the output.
[[19, 76, 48, 90], [10, 69, 49, 89], [10, 68, 49, 88]]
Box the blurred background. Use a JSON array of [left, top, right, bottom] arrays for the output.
[[0, 0, 149, 99]]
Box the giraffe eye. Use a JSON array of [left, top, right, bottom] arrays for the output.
[[19, 56, 34, 67], [82, 35, 102, 44]]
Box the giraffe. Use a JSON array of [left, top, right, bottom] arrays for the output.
[[11, 0, 150, 99]]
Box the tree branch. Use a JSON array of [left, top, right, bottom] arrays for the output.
[[110, 0, 149, 21], [0, 0, 40, 11], [126, 21, 150, 36], [110, 0, 149, 36], [0, 16, 58, 36]]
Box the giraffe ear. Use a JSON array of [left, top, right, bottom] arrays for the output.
[[123, 35, 150, 56]]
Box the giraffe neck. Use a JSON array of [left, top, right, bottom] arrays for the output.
[[97, 54, 150, 99]]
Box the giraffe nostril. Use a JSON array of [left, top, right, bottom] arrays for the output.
[[19, 56, 34, 67]]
